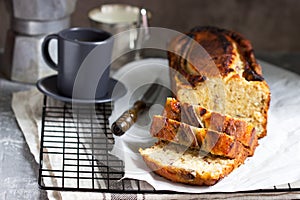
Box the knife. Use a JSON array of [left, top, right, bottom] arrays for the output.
[[111, 81, 171, 136]]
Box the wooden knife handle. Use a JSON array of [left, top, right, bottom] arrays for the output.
[[111, 100, 146, 136]]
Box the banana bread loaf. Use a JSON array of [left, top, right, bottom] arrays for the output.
[[139, 26, 270, 187], [167, 26, 271, 138]]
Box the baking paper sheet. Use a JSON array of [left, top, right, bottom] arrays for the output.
[[109, 58, 300, 193]]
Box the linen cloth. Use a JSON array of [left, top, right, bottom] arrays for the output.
[[11, 58, 300, 199]]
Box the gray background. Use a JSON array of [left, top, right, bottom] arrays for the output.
[[1, 0, 300, 53]]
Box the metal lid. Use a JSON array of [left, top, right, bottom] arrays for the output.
[[11, 0, 77, 21]]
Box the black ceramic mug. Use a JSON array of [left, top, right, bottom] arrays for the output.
[[42, 27, 113, 99]]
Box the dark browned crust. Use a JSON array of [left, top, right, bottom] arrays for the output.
[[181, 103, 204, 128], [163, 98, 258, 155], [162, 97, 181, 121], [139, 141, 249, 186], [150, 115, 199, 148], [208, 112, 258, 153], [221, 29, 264, 81], [150, 115, 244, 159], [167, 26, 264, 87]]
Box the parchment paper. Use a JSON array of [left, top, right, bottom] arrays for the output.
[[109, 58, 300, 193]]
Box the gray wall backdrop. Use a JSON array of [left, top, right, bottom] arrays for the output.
[[1, 0, 300, 53]]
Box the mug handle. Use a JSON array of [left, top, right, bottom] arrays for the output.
[[42, 34, 59, 71]]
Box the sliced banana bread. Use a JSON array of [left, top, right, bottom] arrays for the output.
[[162, 97, 258, 153], [139, 141, 249, 186], [139, 26, 269, 187], [168, 26, 270, 138], [151, 115, 248, 158]]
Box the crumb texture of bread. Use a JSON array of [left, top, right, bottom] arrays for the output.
[[139, 141, 248, 186]]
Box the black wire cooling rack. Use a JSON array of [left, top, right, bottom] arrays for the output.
[[38, 96, 157, 193], [38, 96, 300, 194]]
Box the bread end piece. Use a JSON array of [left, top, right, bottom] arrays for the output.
[[139, 141, 249, 186]]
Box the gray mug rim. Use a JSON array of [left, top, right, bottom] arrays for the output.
[[58, 27, 113, 45]]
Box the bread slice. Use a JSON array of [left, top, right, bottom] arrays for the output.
[[167, 26, 270, 138], [162, 97, 258, 153], [151, 115, 247, 158], [139, 141, 249, 186]]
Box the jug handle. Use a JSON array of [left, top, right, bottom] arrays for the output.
[[134, 8, 150, 59]]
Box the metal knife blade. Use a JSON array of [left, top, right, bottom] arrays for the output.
[[111, 81, 171, 136]]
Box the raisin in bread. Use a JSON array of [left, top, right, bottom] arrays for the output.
[[139, 141, 249, 186], [168, 26, 270, 138], [163, 97, 258, 153]]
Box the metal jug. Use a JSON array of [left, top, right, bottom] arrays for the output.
[[1, 0, 77, 83]]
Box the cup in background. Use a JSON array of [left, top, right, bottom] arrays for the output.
[[88, 4, 151, 69], [41, 27, 114, 99]]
